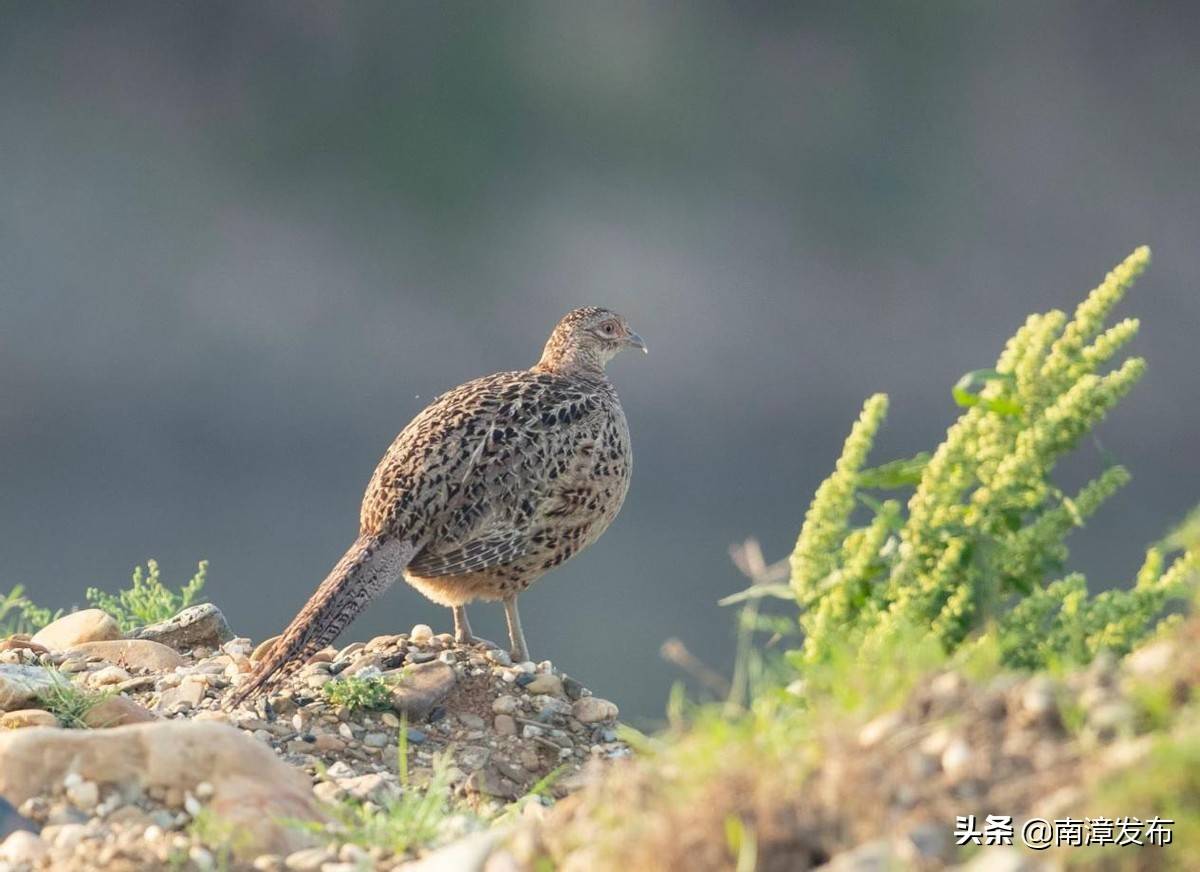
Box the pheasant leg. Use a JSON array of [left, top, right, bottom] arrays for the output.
[[503, 595, 530, 663], [452, 606, 475, 644], [451, 605, 501, 650]]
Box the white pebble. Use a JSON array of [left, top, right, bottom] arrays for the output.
[[941, 738, 973, 779], [51, 824, 86, 851], [66, 779, 99, 811], [184, 792, 203, 817]]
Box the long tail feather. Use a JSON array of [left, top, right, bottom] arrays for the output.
[[227, 535, 413, 707]]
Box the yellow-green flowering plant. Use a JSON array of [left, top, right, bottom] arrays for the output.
[[785, 247, 1196, 670]]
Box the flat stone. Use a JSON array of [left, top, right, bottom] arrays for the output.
[[131, 604, 234, 651], [83, 695, 158, 728], [389, 661, 456, 721], [0, 709, 61, 729], [0, 664, 55, 712], [31, 610, 121, 651], [0, 720, 320, 857], [66, 640, 186, 672]]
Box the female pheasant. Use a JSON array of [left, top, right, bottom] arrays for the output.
[[230, 307, 644, 704]]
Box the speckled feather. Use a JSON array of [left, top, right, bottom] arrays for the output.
[[228, 306, 638, 705]]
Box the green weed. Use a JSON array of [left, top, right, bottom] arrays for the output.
[[34, 669, 114, 729], [322, 674, 396, 712], [86, 559, 207, 632], [0, 585, 59, 637]]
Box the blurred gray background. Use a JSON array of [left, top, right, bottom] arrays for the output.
[[2, 2, 1197, 721]]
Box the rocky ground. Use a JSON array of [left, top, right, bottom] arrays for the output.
[[2, 603, 1193, 871], [507, 632, 1193, 872], [0, 605, 626, 871]]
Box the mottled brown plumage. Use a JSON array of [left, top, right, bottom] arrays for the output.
[[228, 307, 644, 705]]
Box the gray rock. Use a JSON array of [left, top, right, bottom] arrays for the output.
[[0, 664, 55, 712], [561, 674, 586, 701], [132, 604, 233, 651]]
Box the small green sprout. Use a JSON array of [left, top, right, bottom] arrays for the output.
[[322, 674, 395, 712], [34, 670, 114, 729]]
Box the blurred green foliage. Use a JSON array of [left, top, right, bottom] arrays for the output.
[[86, 559, 207, 632], [0, 584, 59, 637], [784, 247, 1196, 670]]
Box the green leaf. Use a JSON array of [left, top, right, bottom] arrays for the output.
[[952, 369, 1022, 415], [857, 453, 931, 489], [718, 584, 795, 607]]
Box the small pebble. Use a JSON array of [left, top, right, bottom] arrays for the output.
[[941, 738, 973, 780], [494, 714, 517, 736], [525, 674, 564, 696]]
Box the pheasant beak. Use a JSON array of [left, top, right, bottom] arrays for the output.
[[625, 331, 648, 354]]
